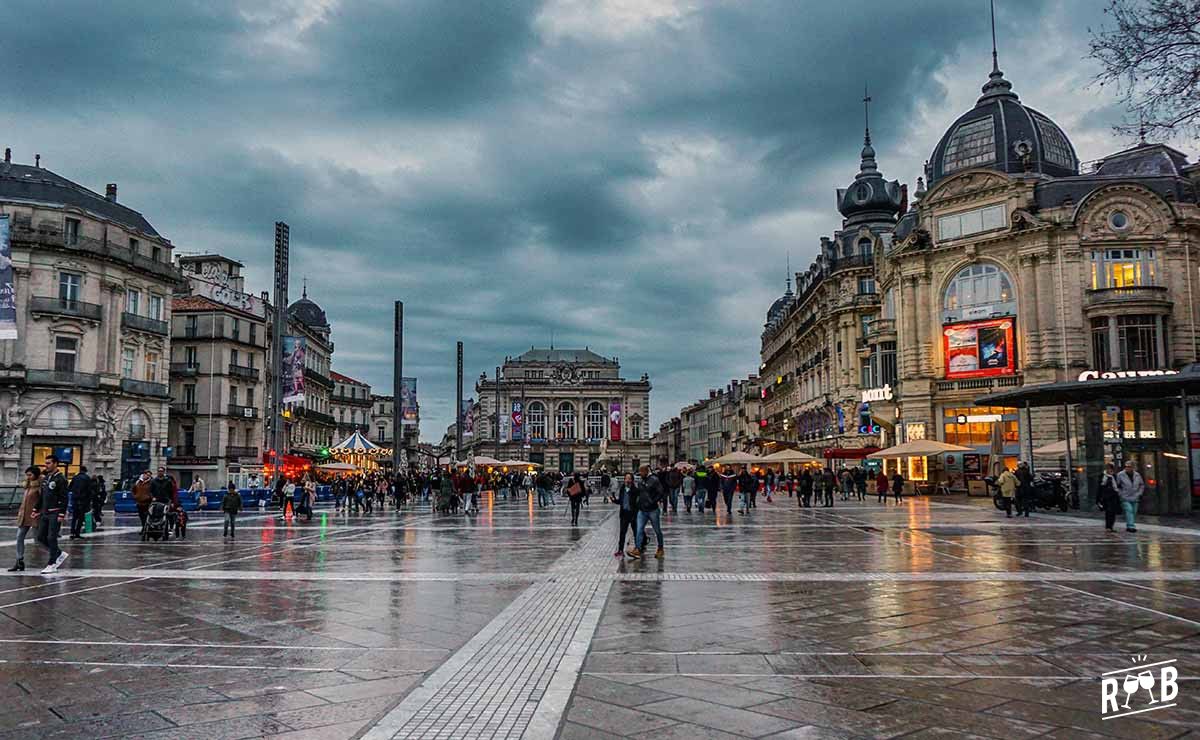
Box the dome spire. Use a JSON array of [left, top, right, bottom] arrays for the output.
[[785, 253, 793, 295], [979, 0, 1015, 101], [856, 84, 879, 179]]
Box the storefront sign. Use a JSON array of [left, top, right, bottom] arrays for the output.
[[861, 384, 894, 403], [962, 305, 994, 320], [1077, 369, 1179, 382], [905, 422, 926, 441], [943, 318, 1016, 379], [182, 263, 266, 318], [955, 413, 1003, 424]]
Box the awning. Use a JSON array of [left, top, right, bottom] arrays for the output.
[[976, 366, 1200, 408], [709, 451, 764, 465], [868, 440, 972, 459], [824, 447, 881, 460], [762, 448, 820, 463]]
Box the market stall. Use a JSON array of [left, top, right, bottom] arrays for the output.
[[867, 439, 972, 495], [330, 431, 390, 472]]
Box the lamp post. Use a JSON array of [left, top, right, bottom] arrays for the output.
[[393, 301, 402, 473]]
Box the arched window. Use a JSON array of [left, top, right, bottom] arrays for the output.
[[128, 409, 151, 440], [36, 402, 83, 430], [585, 402, 605, 440], [857, 237, 873, 257], [527, 402, 546, 439], [555, 402, 576, 440], [944, 263, 1015, 314]]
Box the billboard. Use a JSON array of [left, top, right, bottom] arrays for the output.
[[460, 399, 475, 437], [281, 336, 306, 404], [609, 402, 622, 442], [943, 318, 1016, 379], [400, 377, 418, 425], [511, 400, 523, 442], [0, 216, 15, 339]]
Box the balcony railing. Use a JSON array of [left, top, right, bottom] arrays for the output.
[[828, 253, 875, 273], [29, 296, 102, 321], [122, 312, 169, 336], [225, 446, 259, 459], [1084, 285, 1170, 309], [935, 375, 1022, 392], [9, 223, 182, 283], [171, 402, 198, 415], [294, 407, 336, 426], [170, 362, 201, 375], [332, 392, 373, 406], [120, 377, 170, 397], [228, 364, 260, 380], [26, 369, 100, 389], [177, 323, 266, 347], [304, 367, 333, 389], [228, 404, 258, 418], [865, 318, 897, 338]]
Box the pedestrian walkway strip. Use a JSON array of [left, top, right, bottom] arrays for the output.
[[361, 512, 617, 740]]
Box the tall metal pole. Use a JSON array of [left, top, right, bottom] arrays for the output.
[[494, 365, 501, 460], [270, 222, 289, 487], [393, 301, 403, 473], [455, 342, 464, 464]]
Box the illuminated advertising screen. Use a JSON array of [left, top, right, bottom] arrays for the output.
[[943, 318, 1016, 379]]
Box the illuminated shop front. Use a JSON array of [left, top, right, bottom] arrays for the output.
[[979, 367, 1199, 515]]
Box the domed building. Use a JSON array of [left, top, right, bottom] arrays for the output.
[[283, 285, 336, 457], [875, 53, 1200, 514]]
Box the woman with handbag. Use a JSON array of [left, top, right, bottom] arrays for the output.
[[566, 473, 585, 526]]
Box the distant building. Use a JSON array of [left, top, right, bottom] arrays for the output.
[[167, 254, 268, 488], [0, 151, 180, 485], [281, 288, 336, 457], [331, 370, 372, 444], [466, 348, 651, 473]]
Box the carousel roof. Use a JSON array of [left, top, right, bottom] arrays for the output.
[[331, 430, 382, 452]]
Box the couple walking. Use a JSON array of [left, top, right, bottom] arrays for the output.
[[613, 465, 666, 560]]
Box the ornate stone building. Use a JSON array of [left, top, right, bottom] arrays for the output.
[[759, 119, 902, 461], [0, 151, 180, 485], [281, 290, 336, 457], [467, 348, 651, 473], [877, 59, 1200, 510], [331, 370, 372, 442]]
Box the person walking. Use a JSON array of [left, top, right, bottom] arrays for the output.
[[1098, 463, 1120, 532], [839, 468, 854, 502], [875, 469, 889, 504], [666, 466, 683, 514], [222, 482, 242, 538], [567, 472, 586, 526], [853, 467, 867, 502], [628, 465, 665, 559], [1014, 461, 1034, 517], [704, 466, 720, 515], [7, 466, 41, 572], [67, 466, 92, 539], [997, 465, 1018, 518], [283, 478, 297, 517], [890, 469, 905, 504], [820, 467, 836, 507], [303, 477, 317, 522], [34, 455, 69, 574], [91, 475, 107, 531], [718, 467, 737, 516], [1115, 460, 1144, 533], [737, 466, 756, 515], [681, 470, 696, 512], [612, 473, 638, 557], [132, 470, 153, 530], [799, 468, 814, 508]]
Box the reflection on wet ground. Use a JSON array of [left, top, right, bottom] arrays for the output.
[[0, 493, 1196, 738]]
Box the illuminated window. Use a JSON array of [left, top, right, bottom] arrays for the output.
[[144, 351, 159, 382], [555, 402, 576, 440], [944, 264, 1014, 312], [942, 117, 996, 173], [585, 402, 605, 440], [527, 402, 546, 439], [1090, 249, 1156, 288]]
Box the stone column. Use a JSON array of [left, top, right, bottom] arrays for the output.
[[915, 275, 932, 377], [1155, 314, 1166, 366], [1108, 316, 1120, 370], [9, 267, 31, 366], [1019, 256, 1040, 366], [901, 277, 918, 378], [1035, 256, 1058, 368]]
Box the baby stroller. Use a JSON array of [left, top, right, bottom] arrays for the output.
[[143, 501, 170, 541]]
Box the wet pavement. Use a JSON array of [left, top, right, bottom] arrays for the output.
[[1, 493, 1198, 739]]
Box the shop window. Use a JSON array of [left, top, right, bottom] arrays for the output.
[[1090, 248, 1156, 289], [54, 336, 78, 373], [33, 444, 81, 478], [942, 406, 1019, 446], [527, 402, 546, 439], [944, 263, 1014, 312], [585, 402, 605, 440]]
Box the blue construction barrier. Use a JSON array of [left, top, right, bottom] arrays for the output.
[[112, 485, 331, 513]]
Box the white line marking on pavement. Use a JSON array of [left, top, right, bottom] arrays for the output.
[[0, 658, 333, 672], [588, 671, 1200, 681], [0, 638, 446, 652], [1046, 582, 1200, 627]]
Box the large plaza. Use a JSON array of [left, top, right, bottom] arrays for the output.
[[0, 495, 1196, 739]]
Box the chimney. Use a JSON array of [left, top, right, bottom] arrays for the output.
[[34, 154, 40, 168], [3, 148, 9, 163], [105, 183, 118, 202]]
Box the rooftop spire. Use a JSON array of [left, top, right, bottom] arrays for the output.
[[863, 84, 872, 147], [856, 85, 879, 179], [978, 0, 1016, 101], [785, 253, 793, 295], [302, 276, 308, 299]]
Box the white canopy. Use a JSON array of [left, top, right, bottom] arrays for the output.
[[1033, 440, 1071, 456], [456, 455, 503, 467], [710, 451, 765, 465], [317, 462, 359, 472], [762, 448, 820, 463], [500, 459, 541, 468], [867, 439, 973, 459]]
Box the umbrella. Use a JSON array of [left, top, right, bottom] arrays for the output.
[[989, 421, 1007, 475], [867, 439, 972, 459], [1032, 439, 1070, 456], [500, 459, 540, 468], [673, 461, 695, 470], [710, 451, 764, 465], [317, 462, 359, 472], [456, 455, 503, 467], [762, 449, 819, 463]]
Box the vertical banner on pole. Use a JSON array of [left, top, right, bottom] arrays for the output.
[[280, 336, 306, 404], [0, 216, 16, 339], [511, 401, 524, 442], [609, 401, 622, 442]]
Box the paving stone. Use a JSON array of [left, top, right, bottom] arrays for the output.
[[636, 696, 801, 737], [574, 675, 675, 708]]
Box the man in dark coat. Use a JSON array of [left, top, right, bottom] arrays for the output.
[[67, 466, 92, 539], [34, 455, 69, 573]]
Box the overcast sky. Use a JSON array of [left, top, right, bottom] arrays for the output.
[[4, 0, 1185, 439]]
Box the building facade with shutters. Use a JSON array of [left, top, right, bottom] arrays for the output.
[[466, 348, 651, 474], [0, 151, 180, 486], [166, 254, 267, 488], [331, 370, 372, 445], [280, 290, 336, 457]]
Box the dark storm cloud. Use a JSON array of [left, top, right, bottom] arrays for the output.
[[0, 0, 1132, 436]]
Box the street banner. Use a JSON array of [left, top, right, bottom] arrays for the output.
[[461, 399, 475, 437], [609, 401, 622, 442], [281, 336, 306, 404], [0, 216, 15, 339], [511, 400, 523, 442], [400, 377, 418, 425]]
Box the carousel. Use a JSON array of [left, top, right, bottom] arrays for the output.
[[327, 430, 391, 473]]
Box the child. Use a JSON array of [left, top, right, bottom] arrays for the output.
[[222, 483, 242, 538]]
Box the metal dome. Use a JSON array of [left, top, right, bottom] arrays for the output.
[[926, 66, 1078, 187], [288, 296, 329, 328]]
